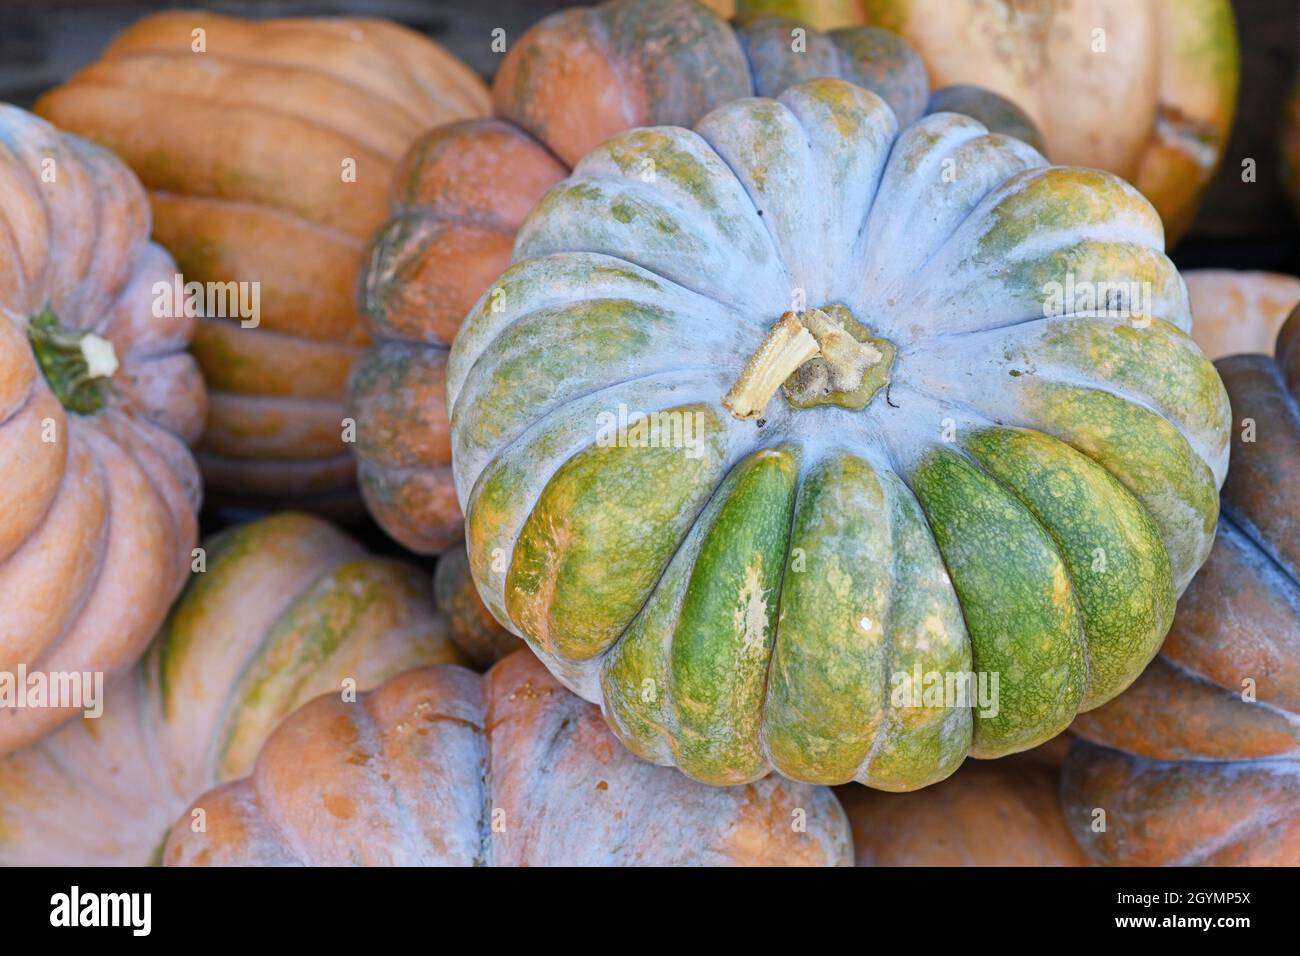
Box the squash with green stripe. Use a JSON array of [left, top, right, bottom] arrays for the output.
[[0, 513, 464, 865], [450, 78, 1231, 789]]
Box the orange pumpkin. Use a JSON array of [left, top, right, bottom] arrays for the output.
[[164, 650, 853, 866], [434, 541, 519, 669], [36, 12, 489, 514], [820, 0, 1239, 244], [1185, 269, 1300, 360], [1064, 305, 1300, 865], [351, 0, 1038, 552], [0, 513, 463, 865], [841, 737, 1086, 866], [0, 106, 203, 754]]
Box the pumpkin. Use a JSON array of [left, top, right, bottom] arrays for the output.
[[845, 0, 1240, 244], [0, 106, 203, 754], [164, 649, 853, 867], [1185, 269, 1300, 360], [841, 737, 1087, 865], [449, 77, 1231, 790], [435, 541, 520, 669], [1063, 304, 1300, 865], [0, 512, 464, 865], [36, 12, 489, 514], [350, 0, 1040, 553]]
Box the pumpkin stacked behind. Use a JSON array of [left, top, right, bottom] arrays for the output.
[[1063, 305, 1300, 865], [841, 737, 1087, 866], [1185, 269, 1300, 361], [36, 12, 489, 515], [851, 0, 1239, 243], [0, 513, 463, 865], [0, 106, 203, 754], [165, 651, 853, 867], [434, 541, 519, 669]]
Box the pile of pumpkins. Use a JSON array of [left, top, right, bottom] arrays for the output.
[[0, 0, 1295, 866]]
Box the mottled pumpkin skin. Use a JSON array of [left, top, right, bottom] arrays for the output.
[[164, 650, 853, 866], [0, 513, 463, 865], [36, 12, 488, 515], [0, 107, 203, 753], [449, 78, 1229, 789], [842, 736, 1087, 865], [1185, 269, 1300, 361], [434, 542, 520, 669], [853, 0, 1239, 244], [1065, 306, 1300, 865], [353, 0, 1044, 554]]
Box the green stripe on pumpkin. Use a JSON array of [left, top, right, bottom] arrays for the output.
[[506, 405, 729, 661], [965, 427, 1175, 710], [668, 446, 799, 784], [911, 447, 1086, 756]]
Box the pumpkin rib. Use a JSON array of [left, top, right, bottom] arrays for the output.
[[65, 62, 416, 162], [148, 189, 362, 257], [1157, 651, 1300, 750], [0, 432, 108, 673], [349, 19, 490, 123], [39, 83, 390, 238], [1218, 509, 1300, 597], [916, 349, 1228, 499], [95, 415, 187, 582], [100, 12, 454, 123]]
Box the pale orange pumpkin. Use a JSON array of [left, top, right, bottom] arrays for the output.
[[0, 105, 203, 754], [164, 650, 853, 866], [1185, 269, 1300, 360], [0, 513, 462, 864], [729, 0, 1239, 244], [36, 12, 489, 514]]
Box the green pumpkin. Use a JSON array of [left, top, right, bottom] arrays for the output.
[[448, 78, 1231, 789]]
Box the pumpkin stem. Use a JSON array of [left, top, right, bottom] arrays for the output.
[[27, 308, 119, 414], [722, 306, 895, 420]]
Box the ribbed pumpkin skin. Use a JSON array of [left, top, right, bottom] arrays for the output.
[[854, 0, 1239, 244], [35, 12, 489, 514], [1065, 306, 1300, 865], [842, 737, 1086, 865], [164, 650, 853, 867], [350, 0, 975, 554], [0, 106, 203, 753], [1185, 269, 1300, 361], [450, 77, 1230, 790], [0, 513, 463, 865]]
